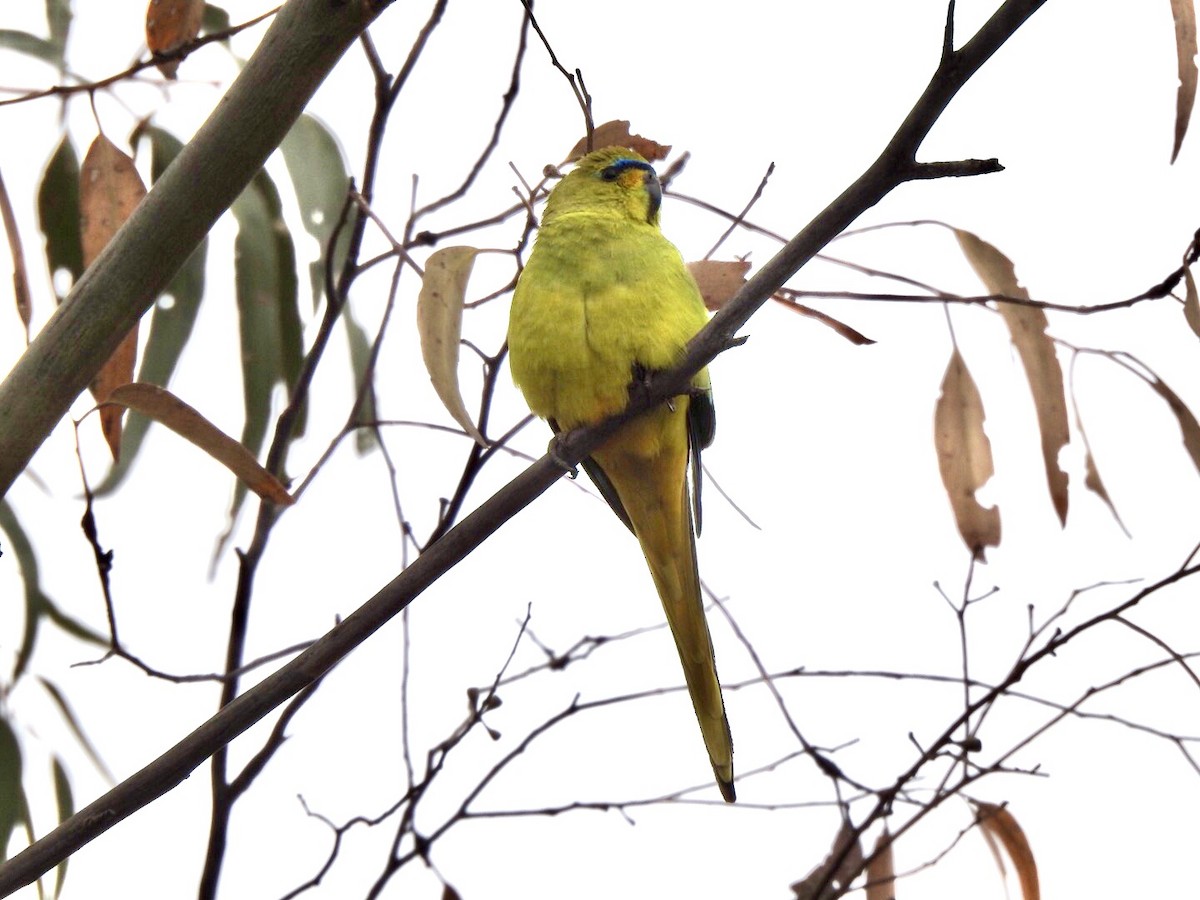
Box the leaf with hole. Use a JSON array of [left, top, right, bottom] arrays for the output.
[[37, 137, 83, 304], [790, 819, 863, 900], [934, 348, 1001, 560], [956, 228, 1068, 526]]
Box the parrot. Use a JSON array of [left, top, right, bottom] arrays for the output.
[[507, 146, 735, 802]]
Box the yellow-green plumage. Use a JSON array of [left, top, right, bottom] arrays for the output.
[[508, 147, 735, 802]]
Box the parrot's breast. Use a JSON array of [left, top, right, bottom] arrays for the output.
[[509, 213, 709, 429]]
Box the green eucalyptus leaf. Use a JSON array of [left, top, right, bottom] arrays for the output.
[[280, 114, 351, 308], [0, 500, 49, 683], [220, 170, 302, 533], [37, 598, 104, 648], [231, 168, 301, 461], [0, 501, 106, 682], [202, 4, 231, 38], [0, 30, 59, 65], [39, 679, 110, 780], [279, 115, 376, 451], [51, 756, 72, 897], [344, 305, 379, 453], [45, 0, 70, 61], [36, 138, 83, 303]]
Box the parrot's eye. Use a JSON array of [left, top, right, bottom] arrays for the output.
[[599, 165, 623, 182]]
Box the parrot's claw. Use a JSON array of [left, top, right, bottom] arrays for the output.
[[547, 437, 579, 478]]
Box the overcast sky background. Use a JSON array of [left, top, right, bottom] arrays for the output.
[[2, 1, 1199, 898]]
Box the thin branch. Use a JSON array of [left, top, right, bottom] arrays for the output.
[[0, 8, 282, 108]]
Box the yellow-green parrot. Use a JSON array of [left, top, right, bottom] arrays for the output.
[[508, 146, 735, 802]]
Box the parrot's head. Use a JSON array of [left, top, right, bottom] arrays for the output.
[[544, 147, 663, 226]]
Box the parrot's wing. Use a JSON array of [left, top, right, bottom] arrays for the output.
[[687, 389, 716, 535], [549, 418, 635, 534]]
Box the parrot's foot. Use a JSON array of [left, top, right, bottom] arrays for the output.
[[626, 362, 680, 413], [547, 437, 579, 478]]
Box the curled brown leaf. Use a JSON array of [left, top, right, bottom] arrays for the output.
[[105, 383, 293, 506], [975, 801, 1040, 900]]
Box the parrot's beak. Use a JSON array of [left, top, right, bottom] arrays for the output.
[[644, 170, 662, 222]]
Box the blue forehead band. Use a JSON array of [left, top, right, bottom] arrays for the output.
[[599, 158, 656, 181]]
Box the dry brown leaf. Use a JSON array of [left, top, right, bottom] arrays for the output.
[[1145, 371, 1200, 475], [864, 830, 895, 900], [565, 120, 672, 163], [687, 259, 750, 311], [1184, 267, 1200, 337], [417, 246, 486, 446], [772, 296, 877, 345], [81, 135, 147, 460], [955, 228, 1069, 526], [975, 802, 1040, 900], [1172, 0, 1198, 162], [106, 383, 293, 506], [790, 820, 863, 900], [935, 348, 1001, 561], [146, 0, 205, 78]]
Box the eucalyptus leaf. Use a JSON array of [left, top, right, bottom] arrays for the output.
[[202, 3, 231, 37], [51, 756, 72, 898], [45, 0, 71, 62], [0, 30, 59, 65], [221, 169, 302, 533], [231, 168, 301, 461], [36, 137, 83, 303], [39, 678, 110, 780], [280, 114, 351, 308], [0, 500, 50, 682], [279, 115, 377, 450]]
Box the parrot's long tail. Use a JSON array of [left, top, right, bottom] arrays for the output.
[[594, 410, 735, 802]]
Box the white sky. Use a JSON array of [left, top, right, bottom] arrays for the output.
[[2, 1, 1199, 898]]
